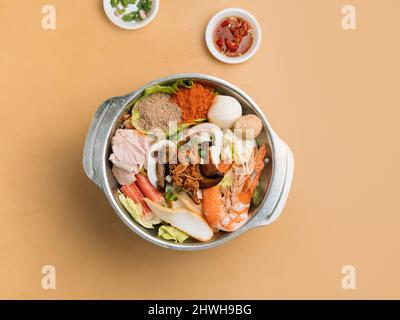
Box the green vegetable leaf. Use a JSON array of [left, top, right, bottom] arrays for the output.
[[110, 0, 119, 8], [137, 0, 153, 13], [131, 109, 140, 121], [165, 189, 178, 202], [251, 186, 263, 206], [131, 80, 195, 134], [193, 118, 207, 123], [143, 85, 177, 96], [129, 107, 149, 134], [141, 80, 194, 99], [123, 11, 141, 22], [115, 8, 126, 16], [118, 191, 158, 228], [219, 170, 234, 188], [131, 80, 194, 137], [171, 79, 194, 91], [122, 13, 133, 22], [158, 225, 189, 243]]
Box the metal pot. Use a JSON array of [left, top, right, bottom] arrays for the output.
[[83, 74, 294, 250]]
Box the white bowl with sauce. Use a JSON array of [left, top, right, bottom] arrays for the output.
[[205, 8, 262, 64]]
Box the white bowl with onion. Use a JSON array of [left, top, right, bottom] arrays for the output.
[[103, 0, 159, 30]]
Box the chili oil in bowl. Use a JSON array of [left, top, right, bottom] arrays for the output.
[[205, 8, 262, 64]]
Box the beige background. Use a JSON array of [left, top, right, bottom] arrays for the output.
[[0, 0, 399, 299]]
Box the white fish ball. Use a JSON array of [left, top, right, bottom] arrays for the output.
[[207, 95, 242, 129]]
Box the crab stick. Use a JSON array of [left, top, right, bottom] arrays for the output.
[[135, 173, 165, 204], [121, 182, 151, 215]]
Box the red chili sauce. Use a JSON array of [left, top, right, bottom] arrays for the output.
[[214, 16, 253, 57]]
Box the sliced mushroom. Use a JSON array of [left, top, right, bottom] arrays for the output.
[[186, 189, 201, 205], [147, 140, 177, 188], [156, 162, 167, 191]]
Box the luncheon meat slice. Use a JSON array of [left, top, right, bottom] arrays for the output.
[[109, 129, 150, 185]]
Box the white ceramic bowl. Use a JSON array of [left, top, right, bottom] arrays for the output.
[[103, 0, 159, 30], [205, 8, 262, 64]]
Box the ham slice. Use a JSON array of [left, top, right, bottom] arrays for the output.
[[112, 166, 136, 186], [109, 129, 150, 185]]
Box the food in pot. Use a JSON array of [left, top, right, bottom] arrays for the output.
[[214, 16, 253, 57], [118, 191, 160, 228], [222, 129, 257, 164], [109, 129, 150, 185], [171, 192, 203, 217], [171, 84, 215, 122], [158, 225, 189, 243], [145, 199, 214, 242], [203, 145, 266, 231], [178, 123, 224, 165], [233, 114, 263, 140], [109, 80, 268, 243], [136, 92, 182, 131], [146, 140, 176, 189], [207, 95, 242, 129], [135, 173, 165, 204], [169, 164, 202, 204]]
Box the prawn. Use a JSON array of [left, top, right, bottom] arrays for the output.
[[202, 145, 267, 232]]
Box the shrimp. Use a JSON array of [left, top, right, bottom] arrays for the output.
[[203, 145, 267, 232]]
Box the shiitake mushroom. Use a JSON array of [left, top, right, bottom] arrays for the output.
[[156, 162, 167, 191], [200, 163, 222, 178], [199, 148, 224, 188], [198, 174, 223, 189]]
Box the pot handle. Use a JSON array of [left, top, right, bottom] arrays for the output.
[[247, 135, 294, 229], [82, 96, 129, 189]]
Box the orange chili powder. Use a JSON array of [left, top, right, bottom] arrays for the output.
[[171, 84, 215, 122]]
